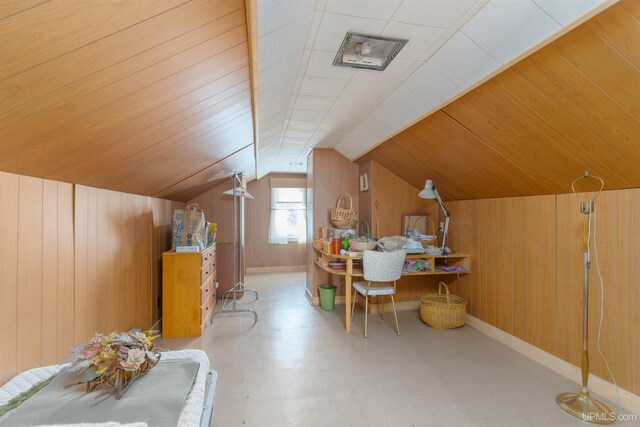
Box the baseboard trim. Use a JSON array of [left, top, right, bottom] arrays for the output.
[[466, 315, 639, 415], [305, 287, 315, 305], [247, 265, 305, 274]]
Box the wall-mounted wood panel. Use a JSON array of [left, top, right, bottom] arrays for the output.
[[245, 173, 307, 268], [0, 0, 255, 199], [74, 187, 154, 342], [307, 149, 360, 300], [447, 188, 640, 395], [0, 172, 74, 384], [0, 171, 182, 386], [357, 0, 640, 201]]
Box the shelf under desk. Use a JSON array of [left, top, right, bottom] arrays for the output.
[[313, 248, 470, 332]]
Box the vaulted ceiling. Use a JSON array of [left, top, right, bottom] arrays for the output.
[[0, 0, 255, 201], [1, 0, 636, 203], [357, 0, 640, 200], [256, 0, 615, 176]]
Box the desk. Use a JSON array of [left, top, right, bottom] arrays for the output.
[[313, 249, 470, 332]]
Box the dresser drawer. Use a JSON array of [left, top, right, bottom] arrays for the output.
[[201, 294, 213, 324], [201, 277, 213, 305], [201, 260, 212, 284], [201, 245, 216, 264]]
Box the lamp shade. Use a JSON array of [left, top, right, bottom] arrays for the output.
[[419, 179, 436, 199]]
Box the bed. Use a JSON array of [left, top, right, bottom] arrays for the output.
[[0, 349, 216, 427]]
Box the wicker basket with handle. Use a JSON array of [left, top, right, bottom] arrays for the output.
[[330, 193, 358, 229], [349, 240, 377, 251], [420, 282, 466, 329]]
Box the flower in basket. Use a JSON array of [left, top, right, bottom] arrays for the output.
[[66, 330, 161, 400]]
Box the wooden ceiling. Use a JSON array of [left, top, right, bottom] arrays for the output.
[[358, 0, 640, 201], [0, 0, 255, 202]]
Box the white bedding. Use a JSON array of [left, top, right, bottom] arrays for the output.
[[0, 349, 215, 427]]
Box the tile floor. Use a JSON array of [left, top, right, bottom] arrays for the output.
[[156, 272, 629, 427]]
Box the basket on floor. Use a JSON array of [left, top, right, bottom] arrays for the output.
[[420, 282, 466, 329], [330, 193, 358, 229]]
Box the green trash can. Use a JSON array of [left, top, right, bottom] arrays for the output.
[[319, 284, 337, 311]]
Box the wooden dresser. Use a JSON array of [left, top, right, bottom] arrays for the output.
[[162, 244, 217, 337]]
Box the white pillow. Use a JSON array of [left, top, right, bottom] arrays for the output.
[[35, 423, 148, 427]]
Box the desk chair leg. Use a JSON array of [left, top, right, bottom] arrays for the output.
[[380, 295, 384, 319], [391, 295, 400, 336], [351, 289, 357, 322], [364, 294, 369, 338]]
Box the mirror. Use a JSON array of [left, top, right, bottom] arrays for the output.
[[402, 214, 434, 237]]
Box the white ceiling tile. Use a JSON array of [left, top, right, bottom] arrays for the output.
[[461, 0, 561, 64], [427, 31, 500, 89], [335, 125, 380, 159], [371, 101, 412, 135], [305, 11, 324, 49], [384, 85, 430, 121], [294, 95, 335, 111], [290, 109, 327, 122], [392, 0, 480, 28], [258, 0, 316, 37], [341, 80, 393, 100], [306, 50, 356, 79], [404, 62, 460, 108], [282, 136, 310, 146], [332, 96, 368, 112], [258, 52, 301, 91], [533, 0, 605, 26], [299, 49, 312, 72], [299, 76, 348, 97], [313, 12, 387, 52], [352, 58, 417, 83], [288, 120, 321, 131], [285, 128, 316, 138], [325, 0, 402, 21], [382, 22, 450, 60], [258, 14, 312, 71], [361, 113, 394, 138]]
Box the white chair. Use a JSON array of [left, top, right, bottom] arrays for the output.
[[351, 250, 405, 338]]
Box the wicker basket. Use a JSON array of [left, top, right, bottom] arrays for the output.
[[330, 193, 358, 229], [420, 282, 466, 329], [349, 240, 377, 251]]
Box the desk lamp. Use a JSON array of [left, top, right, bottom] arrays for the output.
[[418, 179, 449, 255]]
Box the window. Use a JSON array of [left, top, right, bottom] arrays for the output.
[[268, 188, 306, 244]]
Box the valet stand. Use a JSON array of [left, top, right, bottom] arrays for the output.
[[212, 172, 258, 323]]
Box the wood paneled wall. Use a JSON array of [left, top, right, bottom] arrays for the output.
[[0, 171, 181, 386], [246, 173, 307, 268], [357, 0, 640, 201], [188, 179, 235, 244], [151, 198, 186, 321], [306, 149, 360, 300], [73, 186, 153, 343], [446, 188, 640, 395], [0, 0, 255, 201], [359, 160, 442, 303], [0, 172, 74, 384]]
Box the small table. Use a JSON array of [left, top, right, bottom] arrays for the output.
[[314, 249, 470, 332]]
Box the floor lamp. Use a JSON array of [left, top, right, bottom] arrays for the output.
[[556, 171, 614, 424], [418, 179, 450, 255], [213, 172, 258, 323]]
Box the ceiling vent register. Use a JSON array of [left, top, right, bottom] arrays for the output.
[[333, 32, 409, 71]]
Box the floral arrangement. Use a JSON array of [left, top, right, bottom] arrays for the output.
[[67, 330, 161, 400]]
